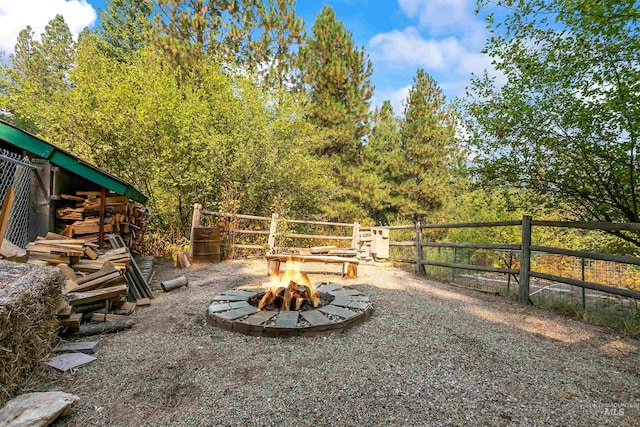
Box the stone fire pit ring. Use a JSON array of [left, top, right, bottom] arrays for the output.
[[206, 283, 373, 337]]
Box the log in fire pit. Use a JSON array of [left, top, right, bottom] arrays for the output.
[[206, 263, 373, 337]]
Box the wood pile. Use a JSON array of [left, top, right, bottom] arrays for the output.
[[56, 191, 150, 251], [24, 233, 154, 335]]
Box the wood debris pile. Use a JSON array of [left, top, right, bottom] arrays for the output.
[[56, 191, 150, 251], [24, 232, 154, 335]]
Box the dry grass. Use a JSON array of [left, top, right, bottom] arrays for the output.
[[20, 260, 640, 426], [0, 261, 62, 406]]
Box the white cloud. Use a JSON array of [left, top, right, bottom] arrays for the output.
[[0, 0, 96, 54], [372, 85, 411, 116], [369, 27, 492, 78], [398, 0, 484, 38]]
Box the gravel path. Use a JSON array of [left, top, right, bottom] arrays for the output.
[[26, 260, 639, 426]]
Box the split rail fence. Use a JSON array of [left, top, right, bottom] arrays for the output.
[[190, 205, 640, 308], [381, 216, 640, 306], [189, 205, 359, 258]]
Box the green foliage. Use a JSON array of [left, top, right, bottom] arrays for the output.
[[97, 0, 153, 60], [467, 0, 640, 246], [394, 69, 459, 222], [298, 5, 373, 159], [3, 25, 329, 234]]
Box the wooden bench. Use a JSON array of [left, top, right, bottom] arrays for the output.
[[265, 254, 359, 279]]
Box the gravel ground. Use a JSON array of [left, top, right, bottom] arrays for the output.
[[24, 260, 639, 426]]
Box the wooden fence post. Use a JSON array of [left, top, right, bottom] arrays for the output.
[[352, 222, 360, 249], [189, 203, 202, 258], [268, 213, 279, 254], [519, 215, 532, 304], [415, 221, 423, 275]]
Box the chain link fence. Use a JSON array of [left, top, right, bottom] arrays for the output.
[[0, 148, 32, 247]]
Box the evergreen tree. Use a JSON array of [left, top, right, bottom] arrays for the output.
[[361, 100, 403, 224], [255, 0, 305, 90], [298, 5, 373, 159], [38, 14, 75, 92], [97, 0, 153, 60], [152, 0, 241, 67], [395, 69, 458, 222]]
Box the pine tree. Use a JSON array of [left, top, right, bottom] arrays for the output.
[[298, 5, 373, 159], [395, 69, 458, 222], [38, 14, 75, 92], [97, 0, 153, 60], [361, 100, 403, 224], [255, 0, 305, 90]]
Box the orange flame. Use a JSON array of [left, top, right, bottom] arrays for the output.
[[259, 257, 319, 310]]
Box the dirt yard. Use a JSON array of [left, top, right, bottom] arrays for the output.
[[25, 260, 639, 426]]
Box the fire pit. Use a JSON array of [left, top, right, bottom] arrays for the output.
[[206, 263, 373, 337]]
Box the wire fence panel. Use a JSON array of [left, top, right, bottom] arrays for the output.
[[0, 148, 32, 247]]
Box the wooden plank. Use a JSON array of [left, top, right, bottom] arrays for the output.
[[232, 229, 270, 235], [310, 245, 338, 254], [274, 311, 299, 328], [529, 245, 640, 266], [67, 285, 128, 305], [286, 233, 353, 241], [34, 239, 86, 245], [75, 264, 118, 285], [422, 242, 521, 251], [0, 187, 15, 242], [530, 271, 640, 300], [266, 255, 359, 264], [90, 313, 131, 322], [58, 313, 82, 329], [420, 260, 518, 275], [287, 219, 355, 227], [71, 271, 123, 293], [531, 220, 640, 231], [57, 264, 77, 280], [421, 220, 523, 229]]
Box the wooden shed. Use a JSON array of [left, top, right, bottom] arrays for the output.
[[0, 120, 148, 249]]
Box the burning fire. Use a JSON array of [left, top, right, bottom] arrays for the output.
[[259, 260, 319, 311]]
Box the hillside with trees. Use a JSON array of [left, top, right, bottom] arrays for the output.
[[1, 0, 638, 254]]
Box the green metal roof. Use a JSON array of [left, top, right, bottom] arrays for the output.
[[0, 120, 148, 204]]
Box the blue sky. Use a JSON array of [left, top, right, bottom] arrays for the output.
[[0, 0, 500, 113]]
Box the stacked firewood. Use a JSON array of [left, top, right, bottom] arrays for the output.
[[55, 191, 150, 251], [26, 233, 154, 335]]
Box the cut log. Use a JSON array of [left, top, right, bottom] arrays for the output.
[[342, 262, 357, 279], [160, 276, 188, 292], [59, 313, 82, 329], [67, 285, 128, 306], [175, 251, 191, 269], [56, 264, 77, 280], [267, 260, 281, 277], [114, 301, 136, 315], [0, 391, 79, 426], [0, 239, 26, 260], [90, 313, 131, 322], [78, 320, 134, 336]]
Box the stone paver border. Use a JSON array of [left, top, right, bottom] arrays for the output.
[[206, 282, 373, 337]]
